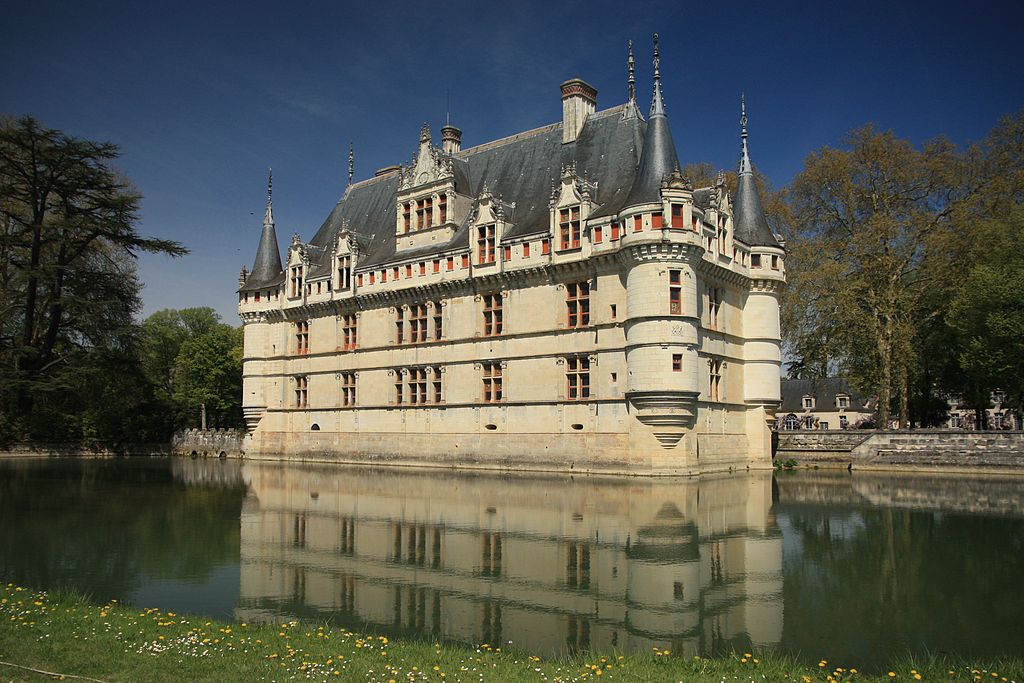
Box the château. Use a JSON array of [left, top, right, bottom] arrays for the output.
[[237, 37, 785, 475]]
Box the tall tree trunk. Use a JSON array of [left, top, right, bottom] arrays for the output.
[[898, 362, 910, 429], [878, 319, 892, 429]]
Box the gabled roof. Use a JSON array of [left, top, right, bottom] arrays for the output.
[[780, 378, 874, 414]]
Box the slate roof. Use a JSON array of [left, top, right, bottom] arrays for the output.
[[734, 169, 781, 247], [241, 199, 284, 291], [780, 378, 874, 414], [298, 104, 647, 272]]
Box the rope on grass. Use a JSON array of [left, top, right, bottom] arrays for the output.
[[0, 659, 110, 682]]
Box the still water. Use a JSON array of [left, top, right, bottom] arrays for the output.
[[1, 457, 1022, 669]]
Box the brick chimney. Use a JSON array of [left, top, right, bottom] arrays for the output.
[[561, 78, 597, 144]]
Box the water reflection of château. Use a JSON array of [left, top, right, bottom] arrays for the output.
[[234, 462, 783, 656]]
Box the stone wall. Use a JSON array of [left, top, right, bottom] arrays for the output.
[[776, 429, 1024, 473], [171, 428, 246, 457], [1, 442, 170, 457]]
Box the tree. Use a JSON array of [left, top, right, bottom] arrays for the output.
[[0, 116, 186, 440], [171, 325, 244, 429], [782, 126, 970, 428], [139, 307, 220, 404]]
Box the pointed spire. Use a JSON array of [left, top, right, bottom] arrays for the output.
[[733, 96, 780, 247], [650, 32, 666, 118], [245, 167, 284, 290], [627, 39, 636, 105], [624, 34, 679, 207], [263, 167, 274, 226], [739, 93, 752, 176], [347, 142, 354, 186]]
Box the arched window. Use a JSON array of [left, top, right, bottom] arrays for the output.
[[783, 414, 800, 430]]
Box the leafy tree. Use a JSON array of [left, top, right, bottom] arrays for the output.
[[0, 116, 186, 439], [139, 307, 220, 404], [782, 126, 970, 428], [171, 324, 244, 429]]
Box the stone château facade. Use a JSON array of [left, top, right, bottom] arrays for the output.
[[237, 38, 785, 475]]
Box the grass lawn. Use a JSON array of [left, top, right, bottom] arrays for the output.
[[0, 583, 1020, 682]]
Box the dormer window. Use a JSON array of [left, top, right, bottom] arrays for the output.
[[289, 265, 303, 298], [802, 396, 815, 410], [477, 224, 496, 264], [836, 395, 850, 409], [438, 194, 447, 224], [416, 197, 433, 229], [559, 207, 581, 250], [402, 203, 411, 233], [337, 256, 351, 290]]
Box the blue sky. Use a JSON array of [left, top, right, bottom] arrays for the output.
[[3, 0, 1022, 322]]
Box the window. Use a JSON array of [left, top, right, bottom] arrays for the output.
[[438, 194, 447, 224], [566, 282, 590, 328], [708, 287, 720, 329], [482, 363, 502, 402], [254, 291, 260, 302], [836, 395, 850, 409], [419, 262, 426, 276], [341, 372, 356, 407], [394, 369, 404, 404], [289, 265, 303, 298], [611, 222, 620, 240], [820, 421, 830, 430], [651, 211, 663, 229], [294, 375, 308, 408], [393, 266, 399, 280], [503, 245, 511, 262], [672, 354, 682, 372], [566, 356, 590, 400], [341, 314, 357, 351], [461, 254, 470, 269], [559, 207, 581, 250], [432, 366, 442, 403], [671, 203, 684, 228], [432, 302, 442, 340], [610, 304, 617, 320], [633, 215, 643, 232], [483, 293, 503, 336], [751, 254, 762, 268], [415, 197, 433, 229], [802, 396, 815, 409], [477, 224, 496, 263], [594, 225, 603, 243], [408, 367, 428, 404], [718, 218, 728, 255], [295, 321, 309, 355], [783, 414, 800, 430], [402, 203, 411, 233], [523, 242, 531, 257], [771, 255, 779, 270], [446, 256, 454, 271], [433, 259, 440, 273], [542, 238, 550, 255], [357, 273, 363, 287], [369, 272, 375, 284], [406, 264, 413, 279], [839, 415, 849, 429], [380, 269, 386, 283], [709, 359, 722, 401], [395, 308, 404, 344], [993, 412, 1005, 429], [669, 270, 682, 315], [409, 304, 428, 343]]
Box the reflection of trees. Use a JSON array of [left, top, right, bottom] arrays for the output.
[[0, 459, 245, 599], [780, 504, 1024, 666]]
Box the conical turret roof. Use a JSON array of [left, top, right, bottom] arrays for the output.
[[624, 33, 680, 208], [242, 169, 284, 290], [734, 98, 780, 247]]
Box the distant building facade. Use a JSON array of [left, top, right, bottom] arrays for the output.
[[946, 391, 1020, 430], [236, 38, 785, 475], [778, 378, 875, 430]]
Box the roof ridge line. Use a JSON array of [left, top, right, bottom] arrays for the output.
[[457, 103, 631, 157]]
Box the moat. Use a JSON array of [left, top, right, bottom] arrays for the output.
[[1, 457, 1022, 671]]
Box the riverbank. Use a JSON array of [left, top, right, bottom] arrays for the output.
[[0, 583, 1019, 683]]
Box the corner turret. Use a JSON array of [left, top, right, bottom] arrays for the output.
[[624, 33, 680, 208], [734, 98, 780, 248], [242, 169, 284, 290]]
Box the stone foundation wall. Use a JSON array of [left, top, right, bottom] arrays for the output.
[[775, 431, 872, 465], [171, 428, 246, 457]]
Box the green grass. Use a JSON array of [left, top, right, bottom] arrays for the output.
[[0, 582, 1020, 682]]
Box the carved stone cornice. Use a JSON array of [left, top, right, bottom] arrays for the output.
[[748, 278, 785, 293]]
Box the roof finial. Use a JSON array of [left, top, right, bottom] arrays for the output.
[[739, 94, 752, 176], [627, 39, 636, 105], [264, 167, 274, 226], [347, 141, 354, 186], [650, 33, 666, 118]]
